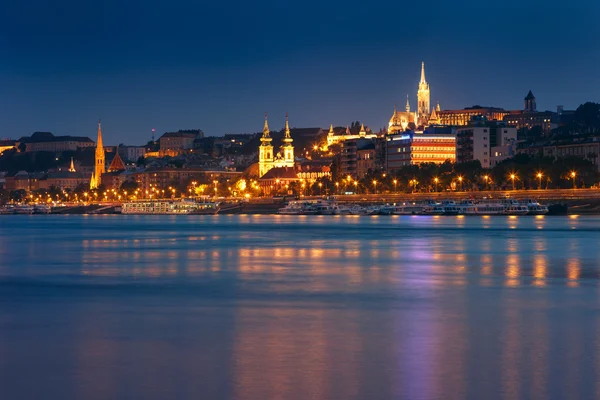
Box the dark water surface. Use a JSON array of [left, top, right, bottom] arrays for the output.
[[1, 214, 600, 400]]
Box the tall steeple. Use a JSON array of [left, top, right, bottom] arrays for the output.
[[417, 62, 431, 125], [69, 157, 76, 173], [328, 124, 334, 135], [405, 94, 411, 112], [90, 120, 106, 189], [258, 114, 274, 178], [261, 113, 271, 140], [281, 113, 294, 164], [283, 113, 292, 141], [359, 123, 366, 138]]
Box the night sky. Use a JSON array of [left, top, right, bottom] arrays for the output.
[[1, 0, 598, 145]]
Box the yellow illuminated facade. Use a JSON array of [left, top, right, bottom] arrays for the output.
[[417, 61, 430, 125], [258, 114, 295, 178], [326, 123, 377, 148], [90, 121, 105, 189], [389, 62, 440, 132]]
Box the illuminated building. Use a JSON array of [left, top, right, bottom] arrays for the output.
[[0, 140, 16, 154], [338, 139, 376, 179], [388, 97, 417, 134], [258, 114, 295, 178], [438, 106, 509, 126], [326, 123, 377, 148], [455, 119, 517, 168], [502, 91, 557, 134], [158, 130, 203, 157], [389, 62, 439, 131], [90, 121, 105, 189], [417, 61, 430, 125], [386, 132, 456, 172]]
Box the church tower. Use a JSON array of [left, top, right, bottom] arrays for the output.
[[258, 114, 274, 178], [417, 62, 430, 125], [524, 90, 537, 112], [281, 113, 294, 166], [90, 120, 105, 189]]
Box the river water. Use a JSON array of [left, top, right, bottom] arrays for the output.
[[0, 214, 599, 400]]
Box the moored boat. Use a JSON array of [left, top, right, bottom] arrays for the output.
[[121, 199, 219, 215]]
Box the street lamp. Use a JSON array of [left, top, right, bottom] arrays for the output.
[[510, 173, 516, 190], [335, 181, 339, 195], [318, 182, 323, 195], [458, 176, 463, 192], [353, 180, 358, 194], [570, 171, 577, 188], [409, 179, 418, 193], [483, 175, 489, 191], [434, 177, 439, 192], [393, 179, 397, 193], [372, 180, 377, 194], [536, 172, 543, 190]]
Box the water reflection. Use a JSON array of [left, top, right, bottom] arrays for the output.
[[0, 215, 599, 399]]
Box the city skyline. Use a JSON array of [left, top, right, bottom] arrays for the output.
[[1, 0, 599, 144]]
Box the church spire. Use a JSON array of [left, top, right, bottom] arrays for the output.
[[405, 95, 410, 112], [420, 61, 426, 84], [262, 113, 270, 137], [96, 120, 103, 149], [90, 119, 106, 189], [328, 124, 334, 135], [69, 157, 76, 172], [359, 123, 366, 137], [282, 113, 293, 146], [284, 112, 291, 138]]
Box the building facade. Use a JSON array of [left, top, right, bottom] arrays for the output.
[[502, 91, 557, 134], [326, 124, 377, 148], [386, 132, 456, 172], [438, 107, 509, 126], [90, 121, 105, 189], [17, 132, 95, 153], [258, 115, 295, 178], [455, 121, 517, 168], [417, 62, 430, 126], [158, 130, 203, 157]]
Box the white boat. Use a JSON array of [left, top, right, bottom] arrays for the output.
[[33, 204, 51, 214], [501, 199, 529, 215], [392, 204, 425, 215], [523, 199, 549, 215], [475, 203, 505, 215], [278, 201, 308, 215], [13, 205, 34, 214], [503, 204, 529, 215], [121, 199, 219, 215]]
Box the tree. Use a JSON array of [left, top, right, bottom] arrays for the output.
[[120, 180, 139, 192]]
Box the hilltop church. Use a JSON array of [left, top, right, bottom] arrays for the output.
[[258, 114, 295, 178], [388, 62, 441, 134]]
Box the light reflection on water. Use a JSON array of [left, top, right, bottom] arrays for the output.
[[0, 215, 600, 399]]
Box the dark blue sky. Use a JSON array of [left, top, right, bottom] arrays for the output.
[[1, 0, 598, 145]]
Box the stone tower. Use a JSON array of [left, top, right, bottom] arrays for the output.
[[258, 114, 274, 178], [417, 62, 431, 125], [90, 120, 105, 189], [281, 113, 294, 165]]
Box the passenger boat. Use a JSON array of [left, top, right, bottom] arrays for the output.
[[13, 205, 34, 214], [121, 199, 219, 215], [501, 199, 529, 215], [523, 199, 549, 215], [392, 204, 426, 215], [475, 203, 505, 215], [33, 204, 51, 214]]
